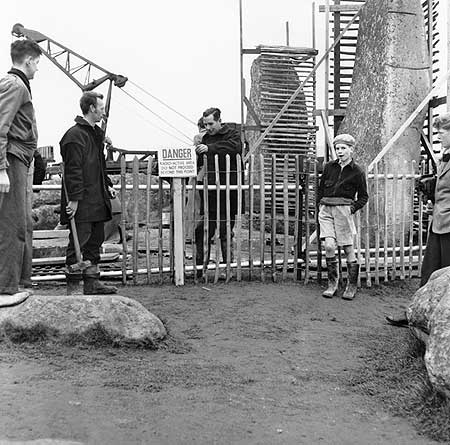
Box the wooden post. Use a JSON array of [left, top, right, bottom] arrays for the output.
[[304, 158, 310, 284], [293, 155, 301, 281], [145, 157, 154, 284], [248, 155, 255, 279], [282, 155, 289, 280], [214, 155, 221, 284], [259, 154, 265, 281], [203, 155, 210, 283], [132, 156, 139, 285], [383, 170, 389, 282], [236, 155, 243, 281], [173, 177, 184, 285], [225, 155, 232, 282], [374, 165, 380, 285], [271, 154, 277, 282], [158, 176, 164, 285], [119, 154, 128, 285]]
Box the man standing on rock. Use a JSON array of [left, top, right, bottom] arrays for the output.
[[387, 112, 450, 326], [194, 107, 242, 277], [60, 91, 117, 295], [0, 39, 42, 306]]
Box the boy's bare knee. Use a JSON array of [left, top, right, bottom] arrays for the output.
[[324, 237, 336, 257]]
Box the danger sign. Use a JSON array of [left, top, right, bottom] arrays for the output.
[[157, 146, 197, 177]]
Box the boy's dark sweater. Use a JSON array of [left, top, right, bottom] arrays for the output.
[[317, 159, 368, 213]]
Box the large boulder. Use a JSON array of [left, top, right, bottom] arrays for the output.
[[407, 266, 450, 397], [0, 294, 166, 347]]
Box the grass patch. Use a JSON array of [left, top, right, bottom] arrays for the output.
[[350, 330, 450, 442]]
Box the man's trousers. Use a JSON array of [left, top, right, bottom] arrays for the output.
[[420, 229, 450, 286], [0, 154, 33, 294]]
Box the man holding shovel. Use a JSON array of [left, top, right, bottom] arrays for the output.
[[60, 91, 117, 295], [0, 39, 42, 307]]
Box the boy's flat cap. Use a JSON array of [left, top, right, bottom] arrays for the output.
[[333, 133, 355, 147]]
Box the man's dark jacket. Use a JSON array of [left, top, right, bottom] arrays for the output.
[[60, 116, 112, 224], [198, 124, 243, 185]]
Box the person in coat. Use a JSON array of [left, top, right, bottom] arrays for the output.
[[387, 112, 450, 326], [194, 107, 242, 276], [0, 39, 42, 306], [60, 91, 117, 295]]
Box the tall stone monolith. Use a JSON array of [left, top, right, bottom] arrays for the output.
[[339, 0, 431, 239]]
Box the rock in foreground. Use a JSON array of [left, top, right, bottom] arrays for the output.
[[407, 266, 450, 397], [0, 294, 166, 347]]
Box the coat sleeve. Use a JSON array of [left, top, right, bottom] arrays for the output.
[[206, 129, 242, 156], [62, 142, 85, 201], [0, 81, 24, 170], [353, 170, 368, 212]]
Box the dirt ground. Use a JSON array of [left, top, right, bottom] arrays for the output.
[[0, 279, 440, 445]]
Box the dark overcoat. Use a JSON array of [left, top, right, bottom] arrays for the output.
[[60, 116, 112, 224]]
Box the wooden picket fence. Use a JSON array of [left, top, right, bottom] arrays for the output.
[[109, 155, 427, 286], [32, 155, 429, 286]]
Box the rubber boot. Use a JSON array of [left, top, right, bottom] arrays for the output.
[[322, 258, 339, 298], [342, 262, 360, 300], [83, 265, 117, 295], [65, 272, 83, 296]]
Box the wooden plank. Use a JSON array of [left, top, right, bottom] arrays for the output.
[[158, 176, 164, 285], [33, 230, 69, 239], [271, 154, 277, 282], [356, 207, 362, 288], [282, 155, 289, 279], [364, 179, 371, 287], [383, 170, 389, 282], [391, 173, 397, 281], [236, 155, 243, 282], [225, 155, 232, 283], [132, 156, 139, 285], [145, 157, 154, 284], [249, 155, 255, 280], [214, 155, 221, 284], [172, 178, 184, 285], [192, 174, 198, 284], [203, 155, 210, 283], [400, 172, 406, 280], [120, 155, 128, 285], [259, 154, 266, 281], [293, 155, 300, 281], [408, 161, 415, 279], [304, 158, 311, 284], [319, 4, 363, 12], [373, 163, 380, 285]]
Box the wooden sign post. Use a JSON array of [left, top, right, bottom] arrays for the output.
[[157, 147, 197, 285]]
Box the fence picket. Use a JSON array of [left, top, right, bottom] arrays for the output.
[[225, 155, 232, 282], [271, 154, 277, 282], [293, 155, 300, 281], [236, 155, 243, 281], [132, 156, 139, 285], [259, 154, 266, 281], [383, 169, 389, 281], [214, 155, 221, 284], [373, 163, 380, 285], [145, 157, 153, 284], [120, 155, 128, 285], [249, 155, 255, 280], [283, 155, 289, 280]]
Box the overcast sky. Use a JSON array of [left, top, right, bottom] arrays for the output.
[[1, 1, 447, 157], [1, 0, 324, 154]]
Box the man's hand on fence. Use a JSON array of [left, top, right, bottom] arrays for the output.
[[66, 200, 78, 219], [425, 200, 434, 215], [195, 144, 209, 155], [108, 186, 117, 199], [0, 170, 10, 193]]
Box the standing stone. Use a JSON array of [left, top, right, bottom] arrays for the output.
[[339, 0, 431, 239]]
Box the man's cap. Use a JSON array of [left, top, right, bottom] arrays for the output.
[[434, 113, 450, 130], [333, 133, 355, 147]]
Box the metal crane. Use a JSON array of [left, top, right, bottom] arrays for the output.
[[11, 23, 128, 135]]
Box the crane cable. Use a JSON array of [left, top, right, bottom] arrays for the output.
[[128, 80, 197, 127], [113, 95, 192, 145], [120, 88, 193, 144]]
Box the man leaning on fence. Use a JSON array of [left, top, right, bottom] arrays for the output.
[[387, 112, 450, 326], [60, 91, 117, 296], [194, 107, 242, 277], [317, 134, 368, 301], [0, 39, 42, 306]]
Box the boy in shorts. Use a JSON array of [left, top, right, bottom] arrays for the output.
[[317, 134, 368, 300]]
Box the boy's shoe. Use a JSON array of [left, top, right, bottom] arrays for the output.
[[385, 312, 408, 327], [342, 262, 360, 300], [323, 258, 339, 298]]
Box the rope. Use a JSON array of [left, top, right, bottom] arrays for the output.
[[120, 88, 193, 143], [129, 80, 197, 127]]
